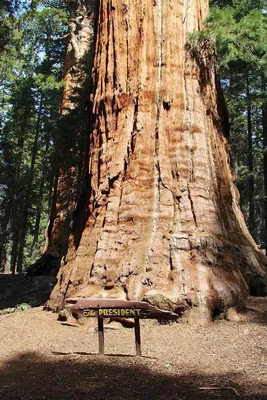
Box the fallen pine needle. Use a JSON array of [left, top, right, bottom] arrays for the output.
[[229, 378, 237, 384], [199, 386, 240, 396]]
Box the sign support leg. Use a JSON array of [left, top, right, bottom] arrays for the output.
[[134, 318, 142, 356], [98, 315, 104, 355]]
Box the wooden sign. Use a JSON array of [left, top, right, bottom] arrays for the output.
[[65, 298, 178, 320], [82, 308, 142, 318], [64, 298, 178, 356]]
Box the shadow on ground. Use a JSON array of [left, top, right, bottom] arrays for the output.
[[0, 274, 56, 310], [240, 297, 267, 325], [0, 351, 266, 400]]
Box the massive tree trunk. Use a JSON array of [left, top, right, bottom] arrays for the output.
[[48, 0, 267, 320], [44, 0, 97, 262]]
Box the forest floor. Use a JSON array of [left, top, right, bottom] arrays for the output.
[[0, 277, 266, 400]]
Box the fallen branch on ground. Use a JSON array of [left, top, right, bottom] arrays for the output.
[[199, 386, 240, 396]]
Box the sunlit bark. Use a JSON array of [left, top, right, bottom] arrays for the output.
[[48, 0, 267, 320]]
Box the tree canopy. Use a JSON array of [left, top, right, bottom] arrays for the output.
[[206, 0, 267, 246]]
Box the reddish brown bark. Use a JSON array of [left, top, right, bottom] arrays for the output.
[[45, 0, 97, 262], [48, 0, 267, 320]]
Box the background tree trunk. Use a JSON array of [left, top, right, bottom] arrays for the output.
[[17, 94, 43, 273], [262, 77, 267, 250], [246, 73, 255, 238], [48, 0, 267, 320]]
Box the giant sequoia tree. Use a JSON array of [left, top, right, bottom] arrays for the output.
[[47, 0, 267, 320]]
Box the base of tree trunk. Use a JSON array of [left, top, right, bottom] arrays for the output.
[[47, 231, 267, 322], [45, 0, 267, 323]]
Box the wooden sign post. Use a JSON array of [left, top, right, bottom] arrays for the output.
[[134, 317, 141, 356], [65, 298, 178, 356], [97, 311, 104, 355]]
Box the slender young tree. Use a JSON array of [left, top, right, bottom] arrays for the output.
[[262, 78, 267, 249], [46, 0, 266, 320]]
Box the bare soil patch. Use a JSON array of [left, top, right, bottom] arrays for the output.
[[0, 296, 266, 400]]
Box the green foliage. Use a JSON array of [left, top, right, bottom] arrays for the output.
[[207, 6, 267, 68], [15, 303, 31, 312], [207, 0, 267, 245], [0, 2, 67, 272]]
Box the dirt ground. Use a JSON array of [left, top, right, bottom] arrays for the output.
[[0, 297, 266, 400]]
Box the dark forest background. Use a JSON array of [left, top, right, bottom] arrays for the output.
[[0, 0, 266, 274]]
